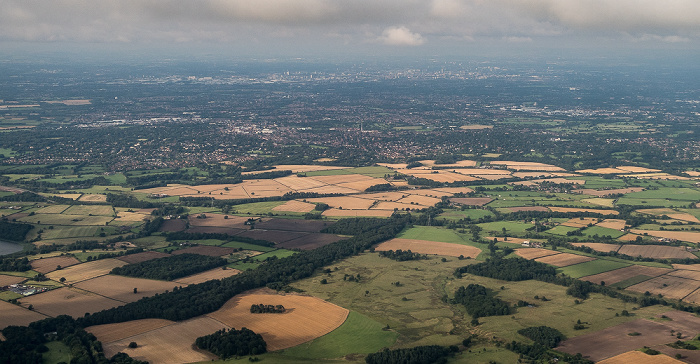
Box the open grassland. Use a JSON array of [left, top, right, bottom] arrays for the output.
[[102, 317, 227, 364], [439, 209, 494, 221], [30, 256, 81, 273], [544, 225, 580, 236], [375, 238, 481, 258], [0, 299, 48, 329], [558, 260, 632, 278], [46, 258, 127, 283], [279, 311, 398, 360], [207, 290, 349, 351], [86, 318, 174, 344], [173, 267, 241, 285], [19, 287, 122, 318], [74, 275, 181, 303], [42, 340, 71, 364]]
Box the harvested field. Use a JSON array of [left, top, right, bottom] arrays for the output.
[[451, 168, 511, 176], [514, 248, 560, 260], [272, 200, 316, 213], [306, 196, 375, 210], [0, 274, 26, 287], [598, 351, 683, 364], [255, 218, 332, 233], [185, 226, 243, 236], [561, 217, 600, 227], [63, 205, 114, 216], [672, 264, 700, 271], [535, 253, 595, 267], [374, 238, 481, 258], [19, 287, 122, 318], [117, 251, 170, 264], [354, 191, 406, 201], [549, 207, 619, 215], [449, 197, 493, 206], [274, 175, 328, 190], [75, 275, 180, 303], [405, 171, 478, 183], [371, 201, 419, 211], [272, 164, 349, 173], [78, 194, 107, 202], [508, 206, 549, 212], [513, 178, 586, 186], [322, 209, 394, 217], [404, 189, 454, 198], [207, 290, 349, 351], [187, 214, 250, 228], [86, 319, 174, 343], [35, 205, 70, 214], [596, 219, 627, 230], [396, 195, 441, 206], [102, 317, 228, 364], [490, 161, 564, 171], [46, 259, 127, 284], [0, 300, 47, 329], [630, 230, 700, 243], [617, 245, 696, 260], [171, 246, 235, 257], [237, 229, 308, 243], [571, 243, 621, 253], [173, 268, 241, 285], [298, 185, 361, 195], [580, 265, 672, 286], [576, 167, 628, 174], [578, 187, 645, 196], [617, 166, 662, 173], [637, 208, 700, 223], [667, 270, 700, 281], [582, 198, 615, 207], [626, 275, 700, 300], [433, 187, 475, 194], [278, 233, 345, 250], [240, 180, 292, 198], [558, 312, 700, 362], [309, 174, 375, 185], [159, 219, 187, 232], [618, 233, 642, 242], [112, 212, 148, 222], [336, 178, 389, 191], [30, 256, 81, 274], [681, 288, 700, 305]]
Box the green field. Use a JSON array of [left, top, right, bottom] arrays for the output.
[[41, 226, 106, 239], [221, 241, 276, 252], [557, 260, 631, 278], [439, 209, 494, 221], [397, 226, 467, 243], [232, 201, 287, 214], [281, 311, 398, 359], [304, 166, 394, 178], [544, 225, 580, 236], [623, 188, 700, 201], [252, 249, 297, 261], [581, 226, 626, 239], [63, 205, 114, 216], [616, 198, 695, 208], [477, 221, 533, 235]]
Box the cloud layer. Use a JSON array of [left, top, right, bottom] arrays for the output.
[[1, 0, 699, 49]]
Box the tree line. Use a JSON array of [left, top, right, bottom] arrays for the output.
[[110, 253, 227, 281], [377, 249, 428, 262], [195, 328, 267, 358]]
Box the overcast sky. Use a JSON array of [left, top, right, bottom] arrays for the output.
[[2, 0, 700, 59]]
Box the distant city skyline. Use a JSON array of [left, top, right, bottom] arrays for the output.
[[2, 0, 700, 59]]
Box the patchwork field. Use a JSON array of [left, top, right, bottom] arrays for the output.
[[580, 265, 672, 286], [534, 253, 595, 267], [86, 318, 174, 343], [173, 267, 241, 285], [561, 217, 599, 227], [102, 317, 228, 364], [627, 275, 700, 300], [30, 256, 82, 273], [617, 245, 696, 260], [207, 290, 349, 351], [19, 287, 122, 318], [75, 275, 180, 303], [0, 300, 48, 329], [45, 258, 127, 283], [374, 238, 481, 258], [63, 205, 114, 216]]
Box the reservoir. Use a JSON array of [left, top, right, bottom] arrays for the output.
[[0, 240, 23, 256]]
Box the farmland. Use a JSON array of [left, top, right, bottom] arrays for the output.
[[374, 238, 481, 258]]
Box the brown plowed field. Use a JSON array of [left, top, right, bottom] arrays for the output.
[[0, 274, 26, 286], [627, 275, 700, 300], [549, 207, 619, 215], [449, 197, 493, 206], [207, 291, 349, 351], [306, 196, 375, 210], [237, 229, 308, 243], [374, 238, 481, 258], [278, 233, 345, 250], [271, 200, 316, 213], [30, 256, 81, 273], [86, 319, 174, 343], [598, 351, 683, 364], [19, 287, 122, 318], [255, 218, 332, 233], [159, 219, 187, 232], [630, 230, 700, 243], [667, 269, 700, 281], [0, 300, 48, 329], [116, 251, 170, 264], [322, 209, 394, 217], [173, 268, 241, 285], [46, 259, 127, 284], [617, 245, 696, 260], [535, 253, 595, 267], [171, 246, 235, 257], [596, 219, 627, 230], [580, 265, 672, 286], [508, 206, 549, 212], [514, 248, 560, 260], [102, 317, 228, 364], [75, 275, 180, 303], [571, 243, 621, 253], [188, 214, 252, 228]]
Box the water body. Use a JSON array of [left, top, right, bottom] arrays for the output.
[[0, 240, 23, 256]]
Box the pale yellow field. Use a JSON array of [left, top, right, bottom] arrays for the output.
[[396, 194, 442, 206], [0, 300, 48, 329], [353, 191, 407, 201], [35, 205, 71, 214], [102, 317, 228, 364], [322, 209, 393, 217], [241, 180, 292, 198], [460, 124, 493, 130], [685, 171, 700, 177], [616, 166, 662, 173], [405, 189, 455, 198], [173, 268, 241, 285], [306, 196, 375, 210], [672, 264, 700, 271], [561, 217, 600, 227], [374, 238, 481, 258], [207, 291, 349, 351], [598, 351, 683, 364], [576, 167, 627, 174], [535, 253, 595, 267], [113, 211, 148, 222], [274, 175, 328, 190], [86, 319, 175, 343], [630, 229, 700, 243], [336, 178, 389, 191], [298, 185, 361, 195], [75, 275, 181, 303], [681, 289, 700, 305], [513, 178, 586, 186], [618, 233, 642, 242], [514, 248, 560, 259], [272, 200, 317, 213], [595, 219, 627, 230], [512, 172, 580, 178], [451, 168, 511, 175], [582, 198, 616, 207], [272, 164, 350, 173], [46, 259, 127, 283], [667, 270, 700, 281], [433, 187, 475, 194], [637, 208, 700, 223], [19, 287, 123, 318], [490, 161, 564, 171], [78, 194, 107, 202], [308, 174, 375, 185], [371, 201, 418, 211]]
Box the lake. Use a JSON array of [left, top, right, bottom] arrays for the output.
[[0, 240, 23, 256]]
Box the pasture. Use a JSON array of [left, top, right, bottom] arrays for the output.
[[558, 260, 631, 279]]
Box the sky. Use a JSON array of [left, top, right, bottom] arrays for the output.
[[2, 0, 700, 60]]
